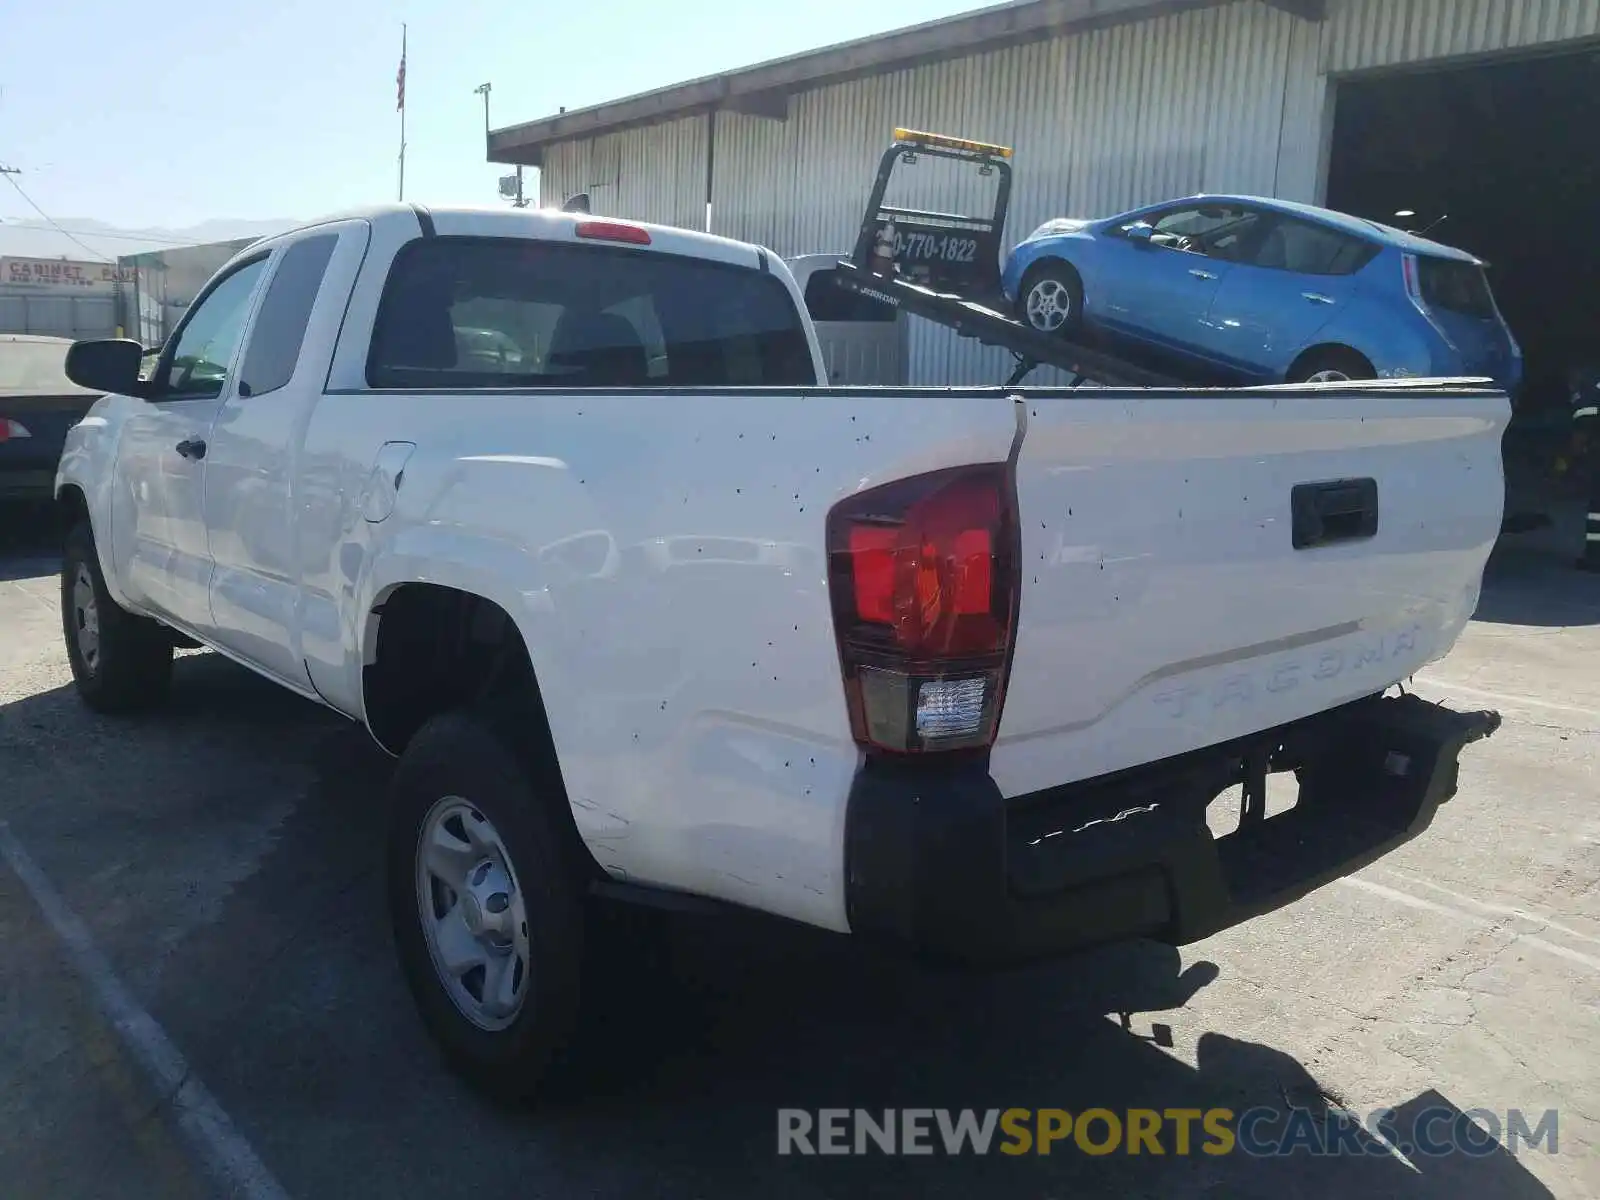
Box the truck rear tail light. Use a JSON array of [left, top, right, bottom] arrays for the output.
[[575, 220, 652, 246], [0, 419, 31, 443], [826, 464, 1019, 754]]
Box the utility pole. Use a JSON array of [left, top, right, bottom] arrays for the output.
[[474, 81, 491, 144], [0, 163, 18, 227], [478, 82, 528, 208]]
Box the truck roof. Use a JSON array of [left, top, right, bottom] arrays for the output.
[[261, 204, 775, 273]]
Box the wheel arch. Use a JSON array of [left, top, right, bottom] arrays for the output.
[[1286, 343, 1376, 384], [56, 481, 89, 523], [55, 481, 134, 610], [361, 579, 601, 879], [1019, 253, 1084, 293]]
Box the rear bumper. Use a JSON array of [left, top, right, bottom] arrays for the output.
[[0, 468, 57, 500], [844, 693, 1499, 962]]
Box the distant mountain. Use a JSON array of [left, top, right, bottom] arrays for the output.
[[0, 217, 298, 262]]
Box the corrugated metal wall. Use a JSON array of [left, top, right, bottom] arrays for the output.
[[541, 118, 708, 231], [537, 0, 1600, 382], [1326, 0, 1600, 71]]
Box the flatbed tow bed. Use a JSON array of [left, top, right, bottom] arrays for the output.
[[832, 128, 1189, 389], [831, 260, 1185, 388]]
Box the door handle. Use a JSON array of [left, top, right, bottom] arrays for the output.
[[1292, 478, 1378, 549], [1303, 292, 1336, 305], [1189, 269, 1218, 280], [175, 438, 207, 460]]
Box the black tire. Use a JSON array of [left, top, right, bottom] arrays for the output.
[[1287, 347, 1375, 385], [60, 519, 174, 713], [387, 711, 584, 1103], [1016, 260, 1084, 336]]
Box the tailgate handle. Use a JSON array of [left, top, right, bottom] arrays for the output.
[[1292, 478, 1378, 549]]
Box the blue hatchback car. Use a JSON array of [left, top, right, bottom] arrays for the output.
[[1001, 195, 1522, 391]]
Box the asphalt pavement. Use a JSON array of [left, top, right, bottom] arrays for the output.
[[1, 505, 1597, 1199]]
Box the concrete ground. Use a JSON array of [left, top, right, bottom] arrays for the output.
[[1, 508, 1596, 1200]]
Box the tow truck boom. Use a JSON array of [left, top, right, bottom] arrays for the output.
[[834, 127, 1187, 388]]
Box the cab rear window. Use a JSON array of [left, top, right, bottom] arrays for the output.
[[367, 236, 816, 389], [1418, 257, 1497, 319]]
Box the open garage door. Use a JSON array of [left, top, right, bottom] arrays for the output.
[[1328, 49, 1600, 515]]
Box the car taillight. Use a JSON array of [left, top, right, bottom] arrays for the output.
[[0, 419, 31, 443], [1401, 253, 1424, 306], [826, 464, 1019, 754]]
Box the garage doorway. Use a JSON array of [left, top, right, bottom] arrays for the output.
[[1327, 48, 1600, 506]]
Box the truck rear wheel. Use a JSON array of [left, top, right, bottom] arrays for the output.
[[387, 711, 584, 1102], [61, 519, 174, 713]]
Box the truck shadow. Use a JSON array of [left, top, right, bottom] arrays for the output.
[[0, 500, 61, 582], [1476, 547, 1600, 627], [0, 654, 1559, 1200]]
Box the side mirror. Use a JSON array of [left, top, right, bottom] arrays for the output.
[[64, 339, 147, 396], [1123, 222, 1156, 246], [561, 192, 592, 214]]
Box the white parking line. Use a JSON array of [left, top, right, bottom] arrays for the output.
[[0, 822, 291, 1200], [1338, 876, 1600, 975], [1380, 868, 1600, 949], [1416, 676, 1600, 722]]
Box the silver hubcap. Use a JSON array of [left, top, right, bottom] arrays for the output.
[[415, 797, 532, 1031], [72, 564, 101, 673], [1305, 369, 1352, 383], [1025, 277, 1074, 331]]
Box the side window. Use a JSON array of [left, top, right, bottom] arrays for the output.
[[1328, 236, 1381, 276], [1145, 206, 1264, 262], [160, 257, 268, 399], [237, 234, 338, 397], [1249, 218, 1375, 276]]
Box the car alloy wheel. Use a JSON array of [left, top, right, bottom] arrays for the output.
[[1304, 369, 1352, 383], [415, 796, 533, 1032], [1025, 277, 1074, 332]]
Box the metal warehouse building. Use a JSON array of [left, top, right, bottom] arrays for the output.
[[489, 0, 1600, 401]]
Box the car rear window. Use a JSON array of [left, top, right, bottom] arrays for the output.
[[367, 236, 816, 389], [0, 339, 84, 395], [1418, 257, 1496, 318]]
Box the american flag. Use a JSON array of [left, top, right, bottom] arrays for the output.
[[396, 26, 407, 112]]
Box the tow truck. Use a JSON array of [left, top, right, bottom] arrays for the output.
[[834, 127, 1187, 389]]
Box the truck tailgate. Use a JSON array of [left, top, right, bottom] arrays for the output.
[[991, 382, 1508, 799]]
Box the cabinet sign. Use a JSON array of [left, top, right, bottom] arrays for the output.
[[1, 257, 134, 292]]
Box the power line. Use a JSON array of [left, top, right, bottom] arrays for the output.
[[0, 172, 113, 262], [0, 218, 229, 249]]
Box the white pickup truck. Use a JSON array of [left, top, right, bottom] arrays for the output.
[[56, 204, 1504, 1099]]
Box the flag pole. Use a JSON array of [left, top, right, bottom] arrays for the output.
[[397, 23, 408, 202]]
